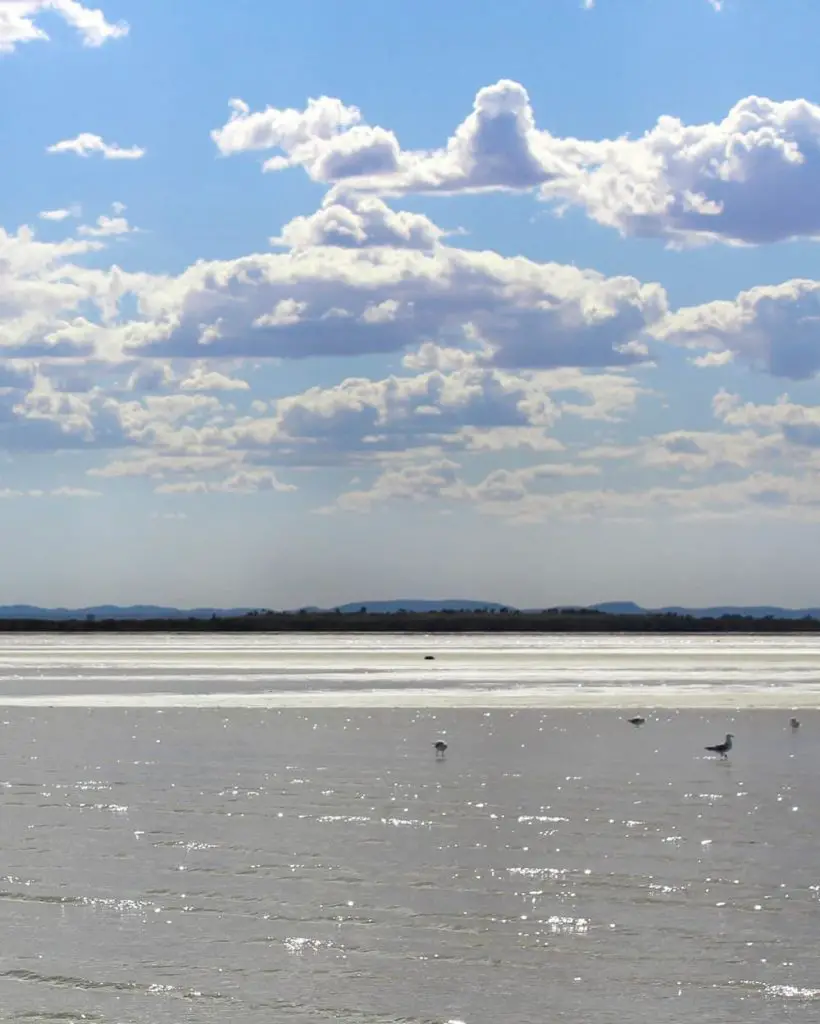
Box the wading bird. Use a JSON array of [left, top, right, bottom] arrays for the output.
[[433, 741, 448, 759]]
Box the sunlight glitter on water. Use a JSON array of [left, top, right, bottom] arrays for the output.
[[0, 700, 816, 1022]]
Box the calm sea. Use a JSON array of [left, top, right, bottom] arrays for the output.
[[0, 633, 817, 1023]]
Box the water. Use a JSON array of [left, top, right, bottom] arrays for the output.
[[0, 634, 818, 1023]]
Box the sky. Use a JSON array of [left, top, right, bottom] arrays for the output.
[[2, 0, 820, 609]]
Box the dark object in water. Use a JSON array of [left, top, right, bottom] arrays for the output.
[[705, 733, 734, 758], [627, 716, 646, 726], [424, 655, 435, 660], [790, 717, 800, 730], [433, 741, 448, 758]]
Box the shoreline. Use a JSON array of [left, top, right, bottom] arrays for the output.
[[0, 688, 813, 709]]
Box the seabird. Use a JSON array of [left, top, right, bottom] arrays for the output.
[[627, 716, 646, 726], [790, 717, 800, 730], [433, 740, 448, 758], [424, 655, 435, 661], [705, 733, 734, 759]]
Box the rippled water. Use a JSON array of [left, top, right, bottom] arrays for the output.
[[0, 635, 819, 1023]]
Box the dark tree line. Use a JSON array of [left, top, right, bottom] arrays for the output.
[[0, 608, 818, 633]]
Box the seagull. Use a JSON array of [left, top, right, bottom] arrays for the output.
[[424, 655, 436, 661], [627, 716, 646, 726], [790, 717, 800, 730], [433, 740, 448, 759], [705, 733, 734, 759]]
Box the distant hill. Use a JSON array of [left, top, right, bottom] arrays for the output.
[[0, 599, 817, 620], [332, 599, 509, 614], [0, 605, 256, 621], [591, 602, 820, 620]]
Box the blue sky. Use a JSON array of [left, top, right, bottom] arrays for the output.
[[2, 0, 820, 609]]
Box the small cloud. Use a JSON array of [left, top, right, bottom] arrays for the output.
[[78, 215, 136, 238], [38, 205, 81, 222], [47, 133, 145, 160], [179, 367, 250, 392], [48, 0, 129, 48], [151, 511, 188, 521], [691, 350, 734, 368], [50, 487, 102, 499]]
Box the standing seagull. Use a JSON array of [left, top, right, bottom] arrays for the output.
[[790, 717, 800, 730], [433, 741, 448, 759], [705, 733, 734, 759]]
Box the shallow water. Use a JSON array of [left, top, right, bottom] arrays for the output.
[[0, 635, 818, 1023]]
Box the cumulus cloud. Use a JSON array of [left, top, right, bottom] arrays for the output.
[[331, 459, 463, 512], [124, 212, 665, 369], [326, 455, 820, 523], [197, 364, 649, 470], [543, 95, 820, 246], [0, 0, 127, 54], [0, 221, 147, 362], [47, 133, 145, 160], [155, 469, 296, 495], [79, 214, 135, 238], [330, 459, 601, 513], [213, 80, 576, 196], [657, 278, 820, 379], [712, 390, 820, 452], [271, 193, 447, 251], [421, 465, 820, 523], [7, 183, 815, 514], [179, 366, 250, 392], [215, 79, 820, 246]]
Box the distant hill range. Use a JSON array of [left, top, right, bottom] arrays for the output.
[[0, 599, 818, 620], [334, 599, 820, 620]]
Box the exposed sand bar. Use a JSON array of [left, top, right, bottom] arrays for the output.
[[0, 685, 817, 708]]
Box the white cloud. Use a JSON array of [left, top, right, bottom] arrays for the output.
[[47, 133, 145, 160], [48, 0, 127, 46], [38, 206, 80, 222], [9, 188, 819, 517], [713, 390, 820, 450], [272, 192, 447, 251], [0, 0, 127, 54], [325, 456, 820, 523], [123, 205, 665, 370], [155, 470, 296, 495], [0, 485, 102, 498], [216, 80, 820, 246], [543, 95, 820, 246], [179, 367, 250, 392], [330, 458, 601, 513], [202, 364, 648, 469], [212, 94, 362, 159], [0, 220, 148, 363], [657, 278, 820, 379], [213, 80, 576, 196], [78, 214, 135, 237], [91, 453, 240, 480], [50, 485, 101, 498]]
